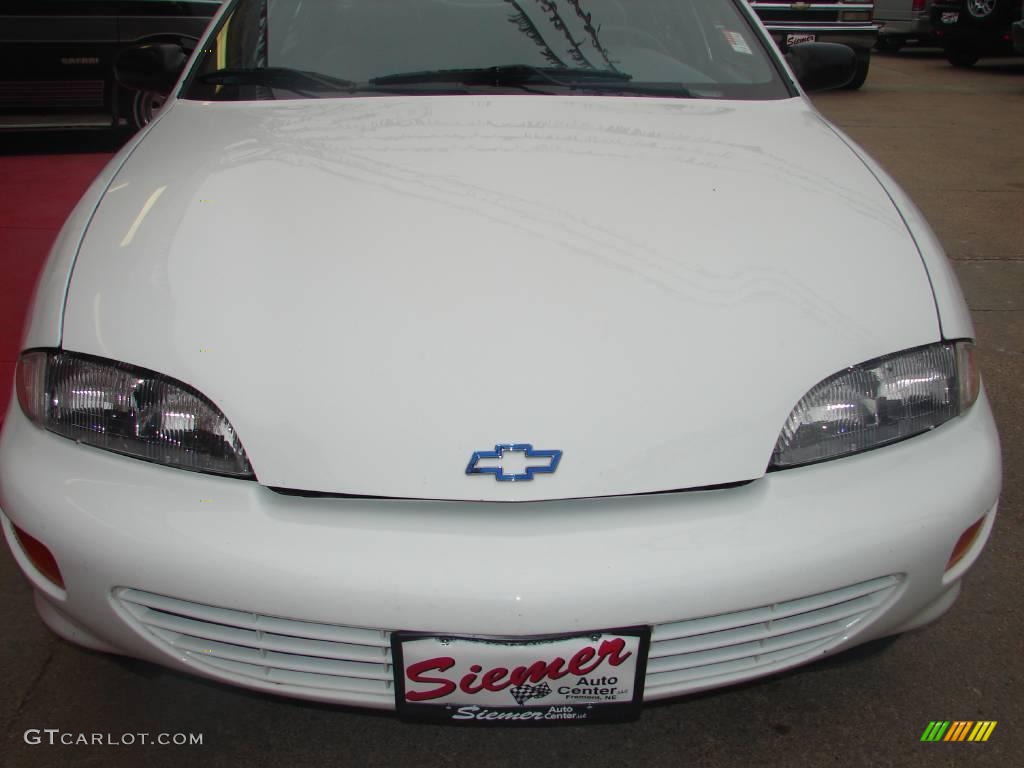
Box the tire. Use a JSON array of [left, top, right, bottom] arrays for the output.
[[964, 0, 1005, 21], [875, 36, 903, 53], [130, 90, 166, 131], [117, 33, 198, 131], [944, 43, 981, 67], [842, 49, 871, 90]]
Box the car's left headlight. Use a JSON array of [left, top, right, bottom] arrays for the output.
[[771, 342, 980, 469], [15, 350, 254, 478]]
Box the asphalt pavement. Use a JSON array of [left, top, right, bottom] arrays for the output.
[[1, 50, 1022, 768]]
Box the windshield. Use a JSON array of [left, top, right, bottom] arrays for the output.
[[183, 0, 790, 101]]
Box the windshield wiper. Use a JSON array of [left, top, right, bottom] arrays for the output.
[[370, 65, 692, 98], [195, 65, 691, 100], [195, 67, 484, 97], [197, 67, 358, 95], [571, 81, 694, 98], [370, 64, 632, 88]]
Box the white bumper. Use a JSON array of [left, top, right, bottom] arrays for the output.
[[0, 395, 1002, 710]]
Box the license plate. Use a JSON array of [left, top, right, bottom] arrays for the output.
[[392, 627, 650, 724], [786, 33, 817, 46], [941, 11, 959, 24]]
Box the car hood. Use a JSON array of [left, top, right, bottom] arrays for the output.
[[63, 96, 939, 501]]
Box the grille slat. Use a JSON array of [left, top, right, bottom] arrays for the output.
[[754, 10, 841, 22], [151, 629, 394, 681], [647, 614, 862, 676], [130, 605, 391, 665], [0, 80, 104, 108], [651, 575, 898, 643], [645, 637, 834, 691], [200, 656, 394, 697], [120, 588, 389, 647], [648, 588, 889, 659], [117, 575, 900, 705]]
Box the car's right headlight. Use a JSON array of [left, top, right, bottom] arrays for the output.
[[770, 342, 980, 469], [16, 349, 254, 479]]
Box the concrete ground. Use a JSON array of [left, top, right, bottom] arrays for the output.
[[1, 51, 1022, 767]]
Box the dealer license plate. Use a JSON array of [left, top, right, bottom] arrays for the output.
[[786, 33, 817, 46], [392, 627, 650, 724]]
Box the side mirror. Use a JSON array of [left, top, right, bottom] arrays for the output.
[[785, 43, 857, 92], [114, 43, 189, 95]]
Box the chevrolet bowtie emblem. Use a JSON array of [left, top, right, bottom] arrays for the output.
[[466, 444, 562, 482]]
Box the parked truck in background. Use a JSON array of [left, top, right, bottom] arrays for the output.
[[0, 0, 221, 132], [749, 1, 878, 89], [931, 0, 1023, 65], [874, 0, 936, 51]]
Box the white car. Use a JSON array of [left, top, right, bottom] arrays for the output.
[[0, 0, 1001, 724]]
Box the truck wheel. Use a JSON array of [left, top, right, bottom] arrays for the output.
[[965, 0, 1002, 20], [842, 49, 871, 90], [130, 90, 166, 130], [944, 43, 980, 67], [875, 36, 903, 53]]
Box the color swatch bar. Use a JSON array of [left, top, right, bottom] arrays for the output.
[[920, 721, 996, 742]]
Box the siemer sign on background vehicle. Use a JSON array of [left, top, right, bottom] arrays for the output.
[[0, 0, 1001, 724]]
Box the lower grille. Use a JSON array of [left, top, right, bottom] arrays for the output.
[[755, 10, 842, 23], [645, 574, 900, 696], [118, 590, 395, 707], [117, 575, 900, 707], [0, 80, 105, 109]]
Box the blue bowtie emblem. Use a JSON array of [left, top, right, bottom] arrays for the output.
[[466, 444, 562, 482]]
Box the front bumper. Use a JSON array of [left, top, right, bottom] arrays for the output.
[[0, 393, 1002, 710]]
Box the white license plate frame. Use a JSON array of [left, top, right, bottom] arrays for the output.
[[392, 627, 651, 724]]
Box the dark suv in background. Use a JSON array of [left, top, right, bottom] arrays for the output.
[[749, 1, 878, 89], [0, 1, 220, 132], [931, 0, 1024, 65]]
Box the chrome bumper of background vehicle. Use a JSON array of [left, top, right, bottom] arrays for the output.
[[763, 23, 879, 32], [766, 24, 880, 49], [0, 114, 116, 130], [877, 19, 934, 38]]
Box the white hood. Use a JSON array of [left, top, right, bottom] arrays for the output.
[[63, 96, 940, 500]]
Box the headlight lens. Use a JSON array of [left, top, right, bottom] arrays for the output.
[[16, 350, 254, 478], [771, 342, 979, 469]]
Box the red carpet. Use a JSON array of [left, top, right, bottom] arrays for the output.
[[0, 148, 113, 422]]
